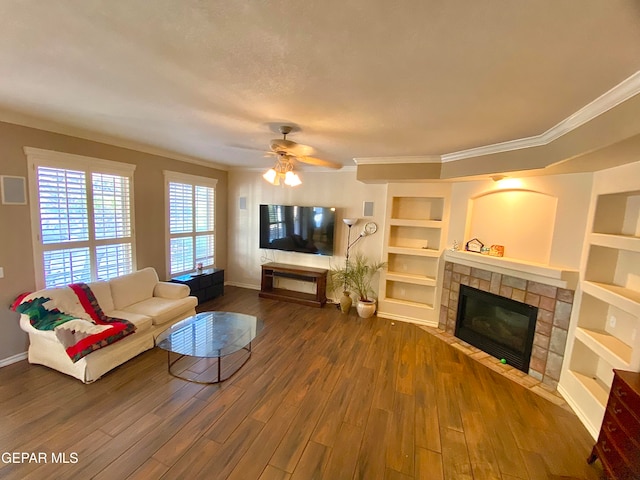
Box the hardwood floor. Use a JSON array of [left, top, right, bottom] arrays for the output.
[[0, 286, 604, 480]]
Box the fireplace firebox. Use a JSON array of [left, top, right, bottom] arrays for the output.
[[455, 285, 537, 372]]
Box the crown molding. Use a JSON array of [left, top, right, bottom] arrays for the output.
[[236, 165, 356, 173], [1, 111, 229, 171], [353, 155, 442, 165], [441, 70, 640, 163]]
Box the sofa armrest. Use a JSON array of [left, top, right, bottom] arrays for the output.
[[153, 281, 190, 299]]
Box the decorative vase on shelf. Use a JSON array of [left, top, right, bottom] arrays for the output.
[[339, 291, 353, 314]]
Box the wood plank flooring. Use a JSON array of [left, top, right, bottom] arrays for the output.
[[0, 286, 604, 479]]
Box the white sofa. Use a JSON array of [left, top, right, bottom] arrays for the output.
[[18, 267, 198, 383]]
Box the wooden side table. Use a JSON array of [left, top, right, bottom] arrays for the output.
[[587, 369, 640, 479], [259, 262, 327, 308], [171, 268, 224, 304]]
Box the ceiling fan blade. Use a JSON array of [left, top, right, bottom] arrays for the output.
[[296, 156, 342, 169], [271, 140, 315, 156]]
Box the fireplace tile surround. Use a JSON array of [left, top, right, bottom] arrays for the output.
[[439, 261, 575, 390]]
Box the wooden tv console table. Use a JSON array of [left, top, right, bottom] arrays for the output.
[[259, 262, 328, 308]]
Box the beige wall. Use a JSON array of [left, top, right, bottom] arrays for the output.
[[226, 168, 387, 297], [0, 121, 227, 361]]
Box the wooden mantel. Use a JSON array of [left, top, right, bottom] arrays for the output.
[[443, 250, 579, 289]]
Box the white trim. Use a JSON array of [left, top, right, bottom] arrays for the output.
[[164, 172, 217, 277], [225, 281, 260, 290], [353, 155, 442, 165], [556, 384, 598, 439], [23, 147, 136, 174], [1, 113, 229, 171], [441, 70, 640, 163], [234, 165, 356, 173], [163, 170, 218, 187], [443, 250, 579, 289], [0, 351, 28, 368], [25, 149, 137, 290], [347, 70, 640, 166]]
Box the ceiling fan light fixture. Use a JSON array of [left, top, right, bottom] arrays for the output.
[[262, 154, 301, 187], [263, 168, 278, 184], [284, 170, 302, 187]]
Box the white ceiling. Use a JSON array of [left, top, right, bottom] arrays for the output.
[[1, 1, 640, 171]]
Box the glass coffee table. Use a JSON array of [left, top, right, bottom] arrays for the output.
[[156, 311, 263, 384]]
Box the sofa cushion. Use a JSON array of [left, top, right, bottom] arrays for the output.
[[153, 281, 190, 299], [123, 296, 197, 326], [109, 267, 159, 310], [87, 281, 114, 312], [106, 310, 153, 332]]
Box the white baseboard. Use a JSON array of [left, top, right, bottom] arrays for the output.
[[0, 351, 28, 368], [225, 281, 261, 290], [556, 384, 599, 440]]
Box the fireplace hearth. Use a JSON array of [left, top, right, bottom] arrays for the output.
[[440, 260, 575, 389], [455, 285, 538, 372]]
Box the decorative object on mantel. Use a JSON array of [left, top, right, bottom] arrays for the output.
[[451, 240, 459, 251], [465, 237, 484, 253], [480, 246, 490, 255], [489, 245, 505, 257]]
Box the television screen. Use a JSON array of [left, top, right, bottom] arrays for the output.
[[259, 204, 336, 256]]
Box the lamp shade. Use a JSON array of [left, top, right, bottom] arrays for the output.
[[263, 168, 277, 184], [343, 218, 357, 226], [284, 171, 302, 187]]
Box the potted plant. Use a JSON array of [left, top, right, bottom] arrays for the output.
[[347, 252, 387, 318]]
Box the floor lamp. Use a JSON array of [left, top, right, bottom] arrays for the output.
[[343, 218, 365, 289]]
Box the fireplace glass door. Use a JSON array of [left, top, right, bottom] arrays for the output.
[[455, 285, 537, 372]]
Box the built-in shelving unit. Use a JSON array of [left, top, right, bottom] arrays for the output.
[[377, 184, 451, 325], [559, 176, 640, 439]]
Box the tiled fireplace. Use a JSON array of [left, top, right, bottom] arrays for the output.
[[439, 260, 575, 390]]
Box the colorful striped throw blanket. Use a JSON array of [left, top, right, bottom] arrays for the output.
[[14, 283, 136, 363]]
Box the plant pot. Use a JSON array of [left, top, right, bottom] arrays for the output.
[[356, 299, 377, 318], [339, 291, 353, 313]]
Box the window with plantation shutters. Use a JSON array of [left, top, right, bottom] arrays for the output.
[[165, 171, 217, 276], [25, 148, 136, 289]]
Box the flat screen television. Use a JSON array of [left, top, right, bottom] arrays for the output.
[[259, 204, 336, 256]]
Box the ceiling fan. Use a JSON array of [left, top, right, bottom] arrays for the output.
[[260, 126, 342, 186]]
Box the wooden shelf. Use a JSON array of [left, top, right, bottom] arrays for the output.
[[570, 370, 610, 408], [380, 185, 450, 325], [561, 180, 640, 441], [389, 219, 442, 228], [574, 327, 633, 369], [590, 233, 640, 252], [381, 297, 434, 310], [387, 246, 441, 257], [385, 272, 436, 286], [582, 281, 640, 316]]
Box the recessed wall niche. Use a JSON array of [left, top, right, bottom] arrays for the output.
[[467, 189, 558, 264]]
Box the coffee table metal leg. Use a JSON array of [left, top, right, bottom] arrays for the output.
[[165, 347, 252, 385]]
